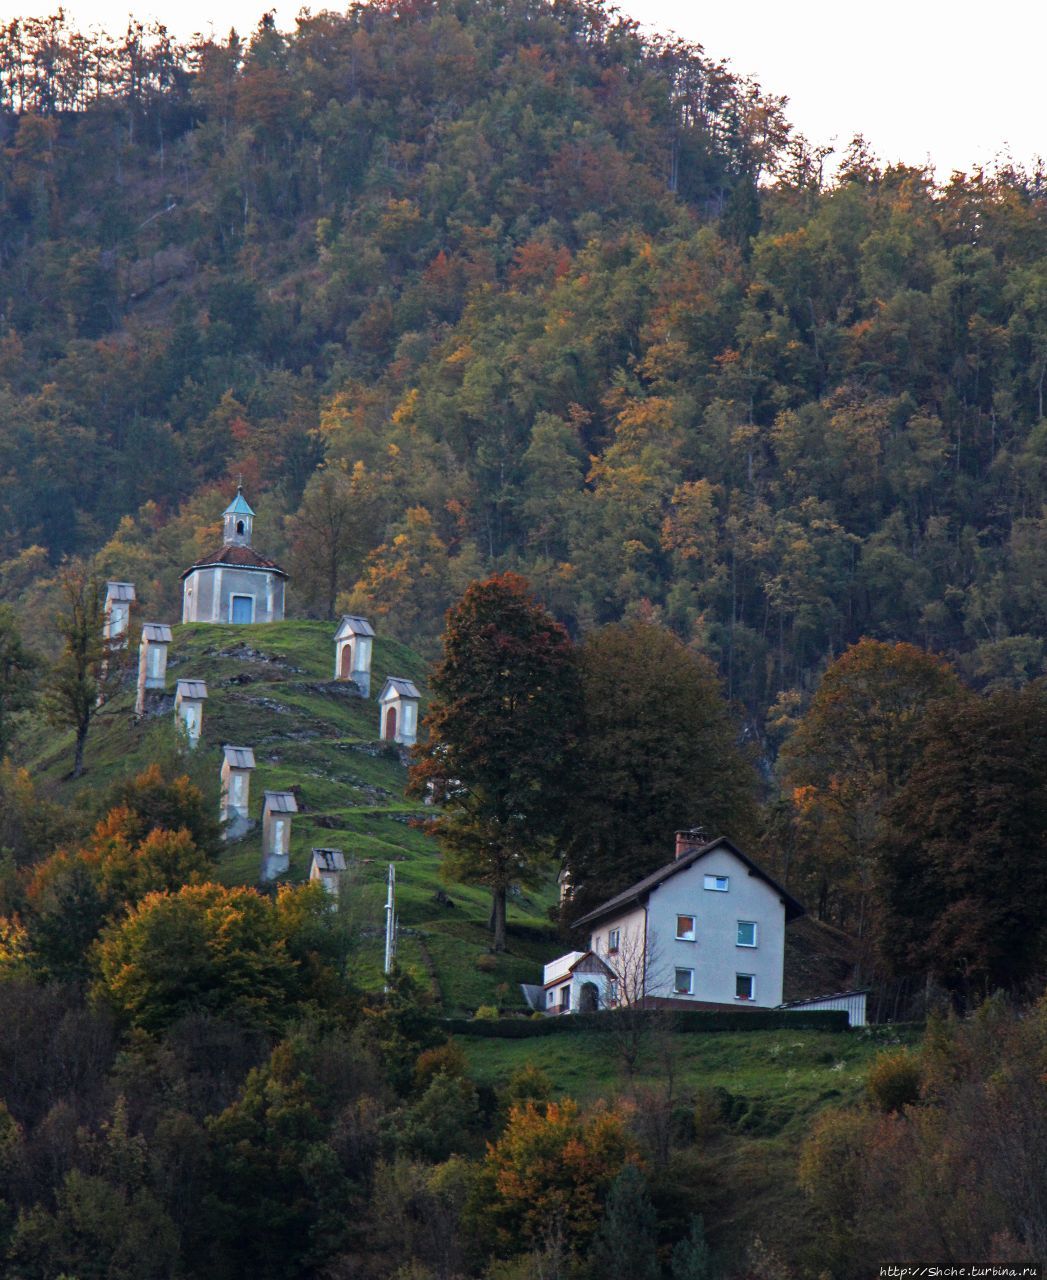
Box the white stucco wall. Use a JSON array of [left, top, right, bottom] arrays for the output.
[[587, 851, 787, 1008], [182, 566, 285, 624]]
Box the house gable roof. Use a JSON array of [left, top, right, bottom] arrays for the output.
[[571, 836, 805, 930], [542, 949, 616, 987]]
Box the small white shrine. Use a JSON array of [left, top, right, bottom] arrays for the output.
[[135, 623, 172, 715], [378, 677, 420, 746], [220, 745, 256, 839], [261, 790, 298, 881], [174, 679, 207, 748], [104, 581, 135, 648], [309, 848, 347, 897], [333, 615, 375, 697]]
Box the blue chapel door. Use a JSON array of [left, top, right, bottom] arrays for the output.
[[231, 595, 254, 624]]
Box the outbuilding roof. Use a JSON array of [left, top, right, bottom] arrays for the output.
[[141, 623, 173, 643], [335, 614, 376, 640], [379, 677, 421, 701], [542, 949, 616, 987], [223, 488, 255, 517], [222, 745, 256, 770], [106, 581, 136, 602], [181, 543, 287, 579], [175, 679, 208, 701], [571, 836, 805, 930], [263, 790, 298, 814], [310, 848, 347, 874]]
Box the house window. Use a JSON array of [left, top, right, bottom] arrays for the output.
[[737, 921, 758, 948], [704, 874, 729, 892], [547, 990, 555, 1008], [673, 967, 694, 995], [736, 974, 755, 1001], [608, 980, 619, 1006], [607, 928, 620, 953], [675, 914, 696, 941], [559, 986, 571, 1011]]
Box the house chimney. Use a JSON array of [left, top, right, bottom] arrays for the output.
[[675, 826, 708, 859]]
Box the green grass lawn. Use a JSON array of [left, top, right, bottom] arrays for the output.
[[24, 619, 559, 1014]]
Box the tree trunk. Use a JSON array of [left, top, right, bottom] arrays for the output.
[[490, 885, 507, 953], [73, 720, 88, 778]]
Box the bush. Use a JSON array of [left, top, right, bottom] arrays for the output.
[[413, 1039, 469, 1091], [866, 1048, 922, 1112], [474, 953, 498, 973], [473, 1004, 500, 1021], [444, 1009, 849, 1038]]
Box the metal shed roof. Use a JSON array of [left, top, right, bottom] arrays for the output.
[[222, 745, 256, 770], [106, 581, 136, 602], [379, 677, 421, 701], [263, 790, 298, 814], [335, 614, 376, 640], [175, 679, 208, 701], [223, 487, 255, 517], [310, 848, 347, 873], [141, 623, 173, 643]]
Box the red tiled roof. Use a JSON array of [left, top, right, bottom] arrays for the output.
[[181, 543, 287, 579]]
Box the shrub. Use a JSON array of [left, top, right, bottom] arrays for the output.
[[866, 1048, 922, 1112], [474, 953, 498, 973], [473, 1004, 500, 1021], [413, 1039, 469, 1090]]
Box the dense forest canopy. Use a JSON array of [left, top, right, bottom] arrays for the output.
[[3, 0, 1045, 731]]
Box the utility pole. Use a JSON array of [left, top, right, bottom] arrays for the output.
[[383, 863, 397, 989]]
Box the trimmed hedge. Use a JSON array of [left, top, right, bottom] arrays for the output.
[[444, 1008, 850, 1038]]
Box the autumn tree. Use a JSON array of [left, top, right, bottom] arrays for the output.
[[876, 682, 1047, 1002], [779, 639, 963, 942], [92, 882, 341, 1032], [476, 1098, 638, 1258], [559, 621, 758, 922], [287, 462, 375, 619], [409, 573, 580, 951], [43, 563, 127, 778]]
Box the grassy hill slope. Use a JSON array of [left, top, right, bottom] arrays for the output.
[[25, 619, 559, 1014]]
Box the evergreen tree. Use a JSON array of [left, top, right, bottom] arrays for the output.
[[590, 1163, 660, 1280], [672, 1215, 716, 1280]]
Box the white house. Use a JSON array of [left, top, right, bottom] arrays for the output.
[[378, 677, 420, 746], [174, 679, 207, 748], [220, 745, 256, 839], [260, 790, 298, 881], [104, 581, 135, 648], [552, 830, 804, 1012], [541, 950, 617, 1015], [334, 615, 375, 697], [135, 623, 172, 715], [181, 487, 287, 624], [309, 847, 348, 897]]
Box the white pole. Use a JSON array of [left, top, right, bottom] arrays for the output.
[[384, 863, 396, 987]]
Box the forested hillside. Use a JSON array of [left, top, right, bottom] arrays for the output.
[[4, 0, 1046, 726]]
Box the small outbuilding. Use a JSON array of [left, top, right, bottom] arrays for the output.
[[309, 848, 348, 897], [174, 679, 207, 748], [378, 677, 420, 746], [135, 623, 173, 715], [541, 951, 617, 1015], [779, 989, 869, 1028], [333, 615, 375, 697], [260, 790, 298, 881], [220, 745, 256, 839], [104, 581, 135, 648]]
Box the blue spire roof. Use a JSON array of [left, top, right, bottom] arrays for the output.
[[223, 487, 255, 517]]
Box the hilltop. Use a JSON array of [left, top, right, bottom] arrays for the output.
[[23, 618, 559, 1013]]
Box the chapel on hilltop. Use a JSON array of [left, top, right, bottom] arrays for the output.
[[181, 487, 287, 624]]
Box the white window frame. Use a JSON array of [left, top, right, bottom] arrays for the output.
[[675, 914, 696, 941], [607, 927, 620, 954], [736, 921, 758, 948], [704, 874, 729, 892], [229, 593, 254, 624], [735, 973, 755, 1001], [673, 967, 694, 995]]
